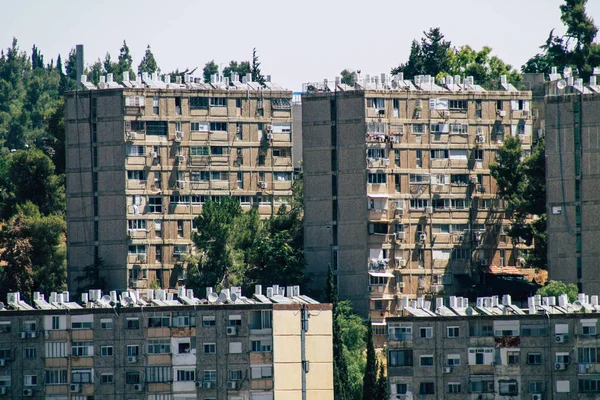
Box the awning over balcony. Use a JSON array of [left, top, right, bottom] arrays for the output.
[[368, 271, 394, 278], [367, 194, 390, 198]]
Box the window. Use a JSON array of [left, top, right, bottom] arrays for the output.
[[22, 320, 36, 332], [420, 327, 433, 338], [452, 248, 470, 260], [249, 310, 272, 330], [251, 366, 273, 379], [146, 121, 167, 136], [395, 383, 408, 394], [203, 343, 216, 354], [100, 346, 113, 357], [527, 353, 541, 365], [451, 174, 469, 185], [101, 373, 114, 384], [368, 173, 386, 184], [273, 148, 290, 157], [446, 326, 460, 338], [24, 347, 36, 359], [412, 124, 425, 134], [210, 122, 227, 131], [148, 339, 171, 354], [71, 369, 93, 384], [410, 199, 429, 210], [177, 369, 195, 382], [521, 325, 547, 337], [24, 375, 37, 387], [447, 382, 461, 394], [468, 348, 494, 365], [420, 355, 434, 366], [579, 347, 599, 364], [470, 379, 494, 393], [190, 145, 210, 156], [172, 312, 195, 328], [251, 340, 272, 352], [146, 366, 172, 383], [419, 382, 435, 395], [582, 321, 597, 335], [203, 370, 217, 382], [529, 381, 543, 393], [178, 341, 191, 354], [389, 350, 413, 367], [44, 342, 66, 358], [169, 195, 190, 204], [210, 97, 227, 107], [499, 380, 518, 396], [190, 97, 209, 110], [152, 97, 159, 114], [450, 123, 468, 134], [211, 146, 224, 155], [126, 371, 140, 384], [447, 354, 460, 366], [127, 170, 145, 181], [128, 244, 146, 255], [126, 144, 145, 156], [148, 196, 162, 213], [507, 351, 520, 365], [71, 318, 93, 330], [228, 315, 242, 326], [579, 379, 600, 393], [126, 318, 140, 329], [369, 98, 385, 109], [229, 370, 243, 381], [202, 316, 216, 327], [409, 174, 429, 183], [45, 369, 67, 385], [449, 99, 467, 110], [100, 319, 113, 330], [51, 316, 60, 330], [71, 342, 93, 357], [430, 149, 448, 159], [127, 345, 139, 356]]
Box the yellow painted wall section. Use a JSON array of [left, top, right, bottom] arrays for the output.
[[274, 363, 302, 390], [306, 362, 334, 390], [274, 390, 302, 400], [273, 335, 301, 362], [306, 309, 333, 336], [305, 335, 333, 363], [273, 308, 300, 335]]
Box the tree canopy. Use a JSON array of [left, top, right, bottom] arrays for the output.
[[537, 280, 578, 302], [138, 44, 159, 75]]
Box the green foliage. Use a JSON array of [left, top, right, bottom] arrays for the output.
[[251, 48, 265, 85], [223, 60, 251, 79], [340, 69, 355, 86], [116, 40, 134, 81], [0, 214, 34, 298], [522, 0, 600, 79], [375, 362, 388, 400], [391, 28, 450, 79], [203, 60, 218, 83], [138, 45, 159, 75], [489, 137, 547, 269], [74, 256, 106, 295], [537, 280, 578, 302], [362, 320, 377, 400], [337, 300, 367, 400]]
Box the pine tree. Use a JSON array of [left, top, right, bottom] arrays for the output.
[[116, 40, 134, 81], [362, 319, 377, 400], [203, 60, 218, 83], [103, 52, 114, 75], [251, 48, 265, 85], [326, 266, 350, 400], [375, 362, 388, 400], [137, 45, 159, 75]]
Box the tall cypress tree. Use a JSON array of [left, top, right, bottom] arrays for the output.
[[251, 47, 265, 85], [375, 362, 388, 400], [325, 266, 350, 400], [363, 319, 377, 400]]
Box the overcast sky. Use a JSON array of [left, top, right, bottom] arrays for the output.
[[2, 0, 599, 90]]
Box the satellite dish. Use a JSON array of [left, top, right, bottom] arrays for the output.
[[219, 291, 230, 303], [230, 292, 238, 303], [572, 301, 583, 311], [557, 80, 567, 90], [391, 81, 398, 89], [207, 292, 218, 303], [123, 297, 134, 307], [465, 307, 474, 316]]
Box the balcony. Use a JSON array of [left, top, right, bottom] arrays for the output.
[[388, 332, 413, 342]]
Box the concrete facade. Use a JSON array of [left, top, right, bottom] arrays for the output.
[[65, 74, 294, 293], [387, 293, 600, 400], [0, 286, 332, 400], [302, 74, 534, 318], [545, 72, 600, 293]]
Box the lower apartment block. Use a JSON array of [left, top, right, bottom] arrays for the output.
[[387, 293, 600, 399], [0, 286, 332, 400]]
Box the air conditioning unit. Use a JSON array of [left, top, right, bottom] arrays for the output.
[[176, 155, 185, 163], [397, 282, 405, 290], [470, 176, 478, 184], [258, 181, 267, 189], [27, 331, 36, 338], [0, 387, 6, 395], [442, 366, 452, 373], [133, 384, 143, 391], [203, 382, 214, 389], [137, 254, 147, 264], [397, 259, 407, 268], [127, 131, 137, 140], [70, 384, 81, 392], [22, 389, 32, 397], [177, 181, 187, 189], [431, 284, 444, 293], [226, 326, 238, 336], [265, 124, 273, 133], [555, 362, 566, 370], [195, 381, 202, 387], [227, 381, 238, 390], [555, 334, 566, 343], [476, 134, 485, 143], [395, 232, 405, 240], [382, 159, 390, 166], [532, 394, 542, 400], [266, 133, 274, 140], [19, 332, 27, 339], [395, 208, 404, 217], [497, 110, 506, 117], [175, 131, 184, 141], [419, 233, 427, 242], [127, 356, 137, 363], [425, 206, 433, 214], [149, 151, 158, 159]]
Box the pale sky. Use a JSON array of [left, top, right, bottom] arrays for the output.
[[2, 0, 599, 91]]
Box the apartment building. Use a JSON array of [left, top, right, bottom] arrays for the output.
[[65, 72, 294, 293], [0, 285, 332, 400], [545, 68, 600, 293], [387, 293, 600, 399], [302, 73, 534, 318]]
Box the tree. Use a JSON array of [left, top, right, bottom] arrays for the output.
[[537, 280, 578, 302], [74, 256, 106, 295], [391, 28, 450, 79], [340, 69, 355, 86], [87, 59, 103, 85], [325, 266, 351, 400], [102, 52, 114, 75], [522, 0, 600, 79], [223, 60, 251, 79], [138, 45, 159, 75], [445, 45, 521, 88], [363, 320, 377, 400], [203, 60, 218, 83], [251, 48, 265, 85], [116, 40, 134, 81], [375, 362, 388, 400], [64, 48, 77, 81], [0, 214, 34, 299]]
